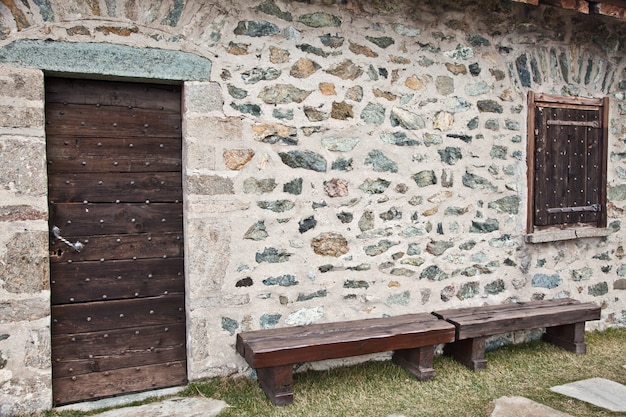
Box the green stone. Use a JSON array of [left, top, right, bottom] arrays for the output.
[[420, 265, 449, 281], [438, 147, 463, 165], [234, 20, 281, 37], [485, 279, 505, 295], [532, 273, 562, 289], [321, 137, 360, 152], [0, 40, 212, 81], [608, 184, 626, 201], [407, 243, 421, 255], [390, 107, 425, 130], [387, 291, 411, 305], [412, 170, 437, 187], [257, 200, 295, 212], [259, 84, 312, 104], [283, 178, 303, 195], [588, 282, 609, 296], [400, 257, 425, 267], [361, 102, 386, 125], [365, 150, 398, 173], [359, 178, 390, 194], [163, 0, 185, 26], [256, 248, 292, 263], [221, 317, 238, 335], [320, 33, 345, 48], [459, 240, 476, 250], [243, 221, 268, 241], [400, 226, 427, 237], [477, 99, 503, 113], [230, 102, 260, 116], [260, 314, 282, 329], [489, 234, 517, 248], [445, 206, 470, 216], [380, 132, 421, 146], [457, 281, 479, 300], [490, 145, 508, 159], [227, 84, 248, 99], [331, 157, 353, 171], [255, 0, 293, 21], [488, 195, 520, 214], [279, 150, 327, 172], [344, 280, 369, 289], [298, 12, 341, 28], [392, 23, 420, 37], [263, 274, 298, 286], [366, 36, 395, 49], [485, 119, 500, 130], [364, 239, 400, 256], [470, 219, 499, 233], [33, 0, 54, 21], [467, 34, 490, 47], [572, 267, 593, 281], [462, 172, 497, 191], [426, 240, 454, 256], [273, 108, 293, 120], [242, 67, 281, 84], [347, 264, 371, 271], [297, 289, 328, 301]]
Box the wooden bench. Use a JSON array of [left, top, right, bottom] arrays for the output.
[[235, 312, 456, 405], [432, 298, 601, 371]]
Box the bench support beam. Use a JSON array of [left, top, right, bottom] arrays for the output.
[[544, 322, 587, 353], [443, 336, 487, 371], [257, 365, 293, 406], [392, 346, 436, 380]]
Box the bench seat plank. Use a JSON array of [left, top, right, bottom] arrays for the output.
[[432, 298, 601, 371], [433, 299, 601, 340], [236, 312, 455, 405], [237, 313, 455, 368]]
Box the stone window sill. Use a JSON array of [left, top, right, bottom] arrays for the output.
[[524, 227, 613, 243]]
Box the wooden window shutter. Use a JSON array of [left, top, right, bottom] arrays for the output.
[[527, 92, 608, 233]]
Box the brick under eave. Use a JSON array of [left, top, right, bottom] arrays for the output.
[[512, 0, 626, 21]]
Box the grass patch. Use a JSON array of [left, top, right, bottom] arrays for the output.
[[30, 328, 626, 417]]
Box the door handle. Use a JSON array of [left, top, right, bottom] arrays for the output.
[[52, 226, 85, 252]]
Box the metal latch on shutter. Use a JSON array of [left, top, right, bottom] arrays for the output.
[[546, 204, 601, 214]]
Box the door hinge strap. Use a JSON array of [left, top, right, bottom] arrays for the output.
[[546, 204, 601, 214]]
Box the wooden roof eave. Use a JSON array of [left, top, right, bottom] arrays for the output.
[[512, 0, 626, 22]]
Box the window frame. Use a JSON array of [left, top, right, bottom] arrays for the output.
[[526, 91, 609, 237]]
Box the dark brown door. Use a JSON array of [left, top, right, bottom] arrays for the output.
[[46, 78, 187, 406]]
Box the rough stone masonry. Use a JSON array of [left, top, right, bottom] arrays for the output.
[[0, 0, 625, 414]]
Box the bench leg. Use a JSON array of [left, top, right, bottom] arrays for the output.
[[443, 337, 487, 371], [544, 322, 586, 354], [256, 365, 294, 406], [392, 346, 435, 380]]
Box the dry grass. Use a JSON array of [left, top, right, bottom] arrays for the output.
[[37, 327, 626, 417]]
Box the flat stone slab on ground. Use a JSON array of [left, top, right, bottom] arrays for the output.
[[550, 377, 626, 412], [56, 387, 185, 412], [88, 397, 228, 417], [490, 396, 573, 417]]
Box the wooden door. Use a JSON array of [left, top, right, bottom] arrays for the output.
[[46, 78, 187, 406]]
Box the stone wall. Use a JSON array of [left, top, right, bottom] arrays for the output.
[[0, 66, 51, 415], [1, 0, 626, 414]]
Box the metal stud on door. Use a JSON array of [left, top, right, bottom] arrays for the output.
[[46, 78, 187, 405]]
